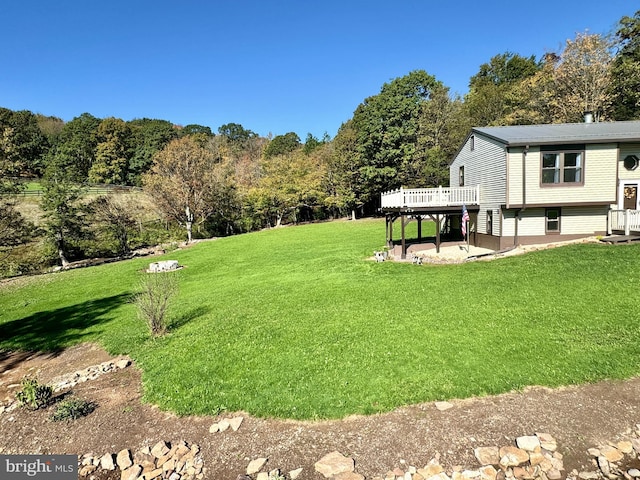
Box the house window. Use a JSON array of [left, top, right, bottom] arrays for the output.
[[541, 148, 584, 185], [470, 135, 475, 151], [459, 166, 465, 186], [486, 210, 493, 235], [545, 208, 561, 233]]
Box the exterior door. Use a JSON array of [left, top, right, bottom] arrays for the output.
[[623, 185, 638, 210]]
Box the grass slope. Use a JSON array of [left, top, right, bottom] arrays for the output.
[[1, 219, 639, 419]]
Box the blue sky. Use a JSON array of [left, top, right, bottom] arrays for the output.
[[1, 1, 634, 139]]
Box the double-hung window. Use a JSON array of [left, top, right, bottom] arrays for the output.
[[541, 146, 584, 185]]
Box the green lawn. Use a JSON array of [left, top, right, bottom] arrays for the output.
[[1, 219, 639, 419]]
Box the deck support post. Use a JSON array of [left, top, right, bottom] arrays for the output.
[[435, 214, 441, 253], [401, 214, 407, 259], [417, 216, 422, 242]]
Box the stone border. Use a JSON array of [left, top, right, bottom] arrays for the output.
[[0, 357, 131, 413]]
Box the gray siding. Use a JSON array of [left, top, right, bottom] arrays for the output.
[[450, 134, 506, 234]]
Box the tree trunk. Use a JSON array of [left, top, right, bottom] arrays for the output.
[[185, 205, 194, 243], [351, 209, 357, 221], [55, 232, 69, 268]]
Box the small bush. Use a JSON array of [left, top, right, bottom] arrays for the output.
[[15, 376, 53, 410], [50, 397, 96, 421], [134, 272, 179, 336]]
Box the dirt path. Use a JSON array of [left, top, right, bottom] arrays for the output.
[[1, 343, 639, 479]]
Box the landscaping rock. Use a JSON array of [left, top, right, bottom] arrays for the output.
[[515, 436, 540, 452], [121, 464, 142, 480], [474, 447, 500, 466], [229, 416, 244, 431], [498, 446, 529, 467], [116, 449, 132, 470], [247, 457, 268, 475], [315, 451, 355, 478], [100, 453, 116, 470], [435, 401, 454, 411]]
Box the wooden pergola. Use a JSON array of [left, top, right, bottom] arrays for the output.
[[380, 187, 481, 259]]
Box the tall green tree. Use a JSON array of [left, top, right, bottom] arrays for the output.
[[88, 118, 132, 185], [0, 108, 50, 177], [326, 120, 364, 220], [611, 10, 640, 120], [46, 113, 100, 182], [127, 118, 178, 185], [263, 132, 301, 159], [350, 70, 440, 207], [40, 171, 88, 268], [464, 52, 541, 126]]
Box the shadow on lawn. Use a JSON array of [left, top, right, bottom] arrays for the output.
[[0, 293, 131, 356], [169, 305, 211, 330]]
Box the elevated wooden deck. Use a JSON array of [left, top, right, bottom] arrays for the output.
[[381, 187, 481, 259], [381, 186, 480, 212]]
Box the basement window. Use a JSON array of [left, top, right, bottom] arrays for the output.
[[545, 208, 561, 233]]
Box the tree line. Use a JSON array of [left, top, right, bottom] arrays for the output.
[[1, 10, 638, 273]]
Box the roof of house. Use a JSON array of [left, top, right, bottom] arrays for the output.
[[473, 121, 640, 147]]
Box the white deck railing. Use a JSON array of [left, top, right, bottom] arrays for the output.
[[381, 186, 480, 209], [609, 209, 640, 235]]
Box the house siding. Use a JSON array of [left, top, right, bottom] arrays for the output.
[[619, 143, 640, 181], [508, 144, 617, 206], [450, 134, 506, 234], [501, 206, 607, 238]]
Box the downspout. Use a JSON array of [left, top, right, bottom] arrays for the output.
[[514, 145, 529, 246]]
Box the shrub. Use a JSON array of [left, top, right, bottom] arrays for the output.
[[50, 397, 97, 421], [134, 272, 179, 336], [15, 376, 53, 410]]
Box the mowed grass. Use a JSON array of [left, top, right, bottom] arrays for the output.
[[1, 219, 639, 419]]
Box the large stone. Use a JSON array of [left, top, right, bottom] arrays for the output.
[[536, 433, 557, 452], [289, 468, 304, 479], [121, 464, 142, 480], [100, 453, 116, 470], [229, 416, 244, 431], [597, 456, 610, 476], [435, 401, 454, 411], [479, 465, 497, 480], [617, 441, 633, 454], [117, 449, 133, 470], [599, 445, 624, 463], [474, 447, 500, 466], [148, 260, 180, 273], [151, 441, 170, 458], [315, 451, 355, 478], [498, 446, 529, 467], [247, 457, 268, 475], [516, 436, 541, 452]]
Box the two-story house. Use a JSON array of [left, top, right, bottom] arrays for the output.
[[449, 120, 640, 250]]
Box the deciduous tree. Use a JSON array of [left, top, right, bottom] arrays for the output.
[[551, 32, 614, 122], [143, 136, 223, 243], [88, 118, 131, 185]]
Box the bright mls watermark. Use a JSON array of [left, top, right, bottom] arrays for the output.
[[0, 455, 76, 479]]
